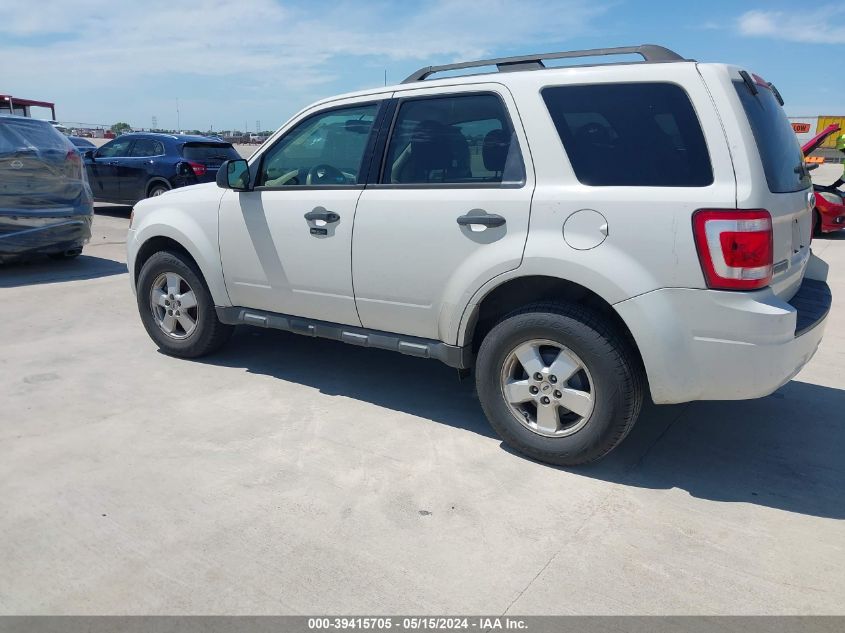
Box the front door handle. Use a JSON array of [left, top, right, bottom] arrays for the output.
[[456, 213, 506, 228], [304, 207, 340, 223]]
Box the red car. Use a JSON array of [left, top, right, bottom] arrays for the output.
[[803, 124, 845, 234]]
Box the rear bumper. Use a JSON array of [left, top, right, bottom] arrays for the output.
[[615, 254, 831, 404], [0, 213, 92, 257]]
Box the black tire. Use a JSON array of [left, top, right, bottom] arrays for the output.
[[148, 183, 170, 198], [475, 302, 644, 466], [813, 209, 823, 237], [48, 249, 82, 260], [137, 250, 233, 358]]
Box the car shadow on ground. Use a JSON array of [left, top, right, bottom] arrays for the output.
[[93, 204, 133, 218], [200, 327, 845, 520], [818, 231, 845, 240], [0, 254, 127, 288]]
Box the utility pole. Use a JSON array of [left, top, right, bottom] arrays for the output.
[[176, 98, 180, 133], [384, 69, 387, 86]]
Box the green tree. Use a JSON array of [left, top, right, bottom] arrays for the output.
[[110, 122, 132, 136]]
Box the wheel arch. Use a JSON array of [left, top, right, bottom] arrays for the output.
[[460, 274, 646, 378], [131, 225, 230, 306], [145, 177, 172, 197]]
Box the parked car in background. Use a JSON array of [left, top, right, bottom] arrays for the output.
[[0, 115, 93, 261], [82, 132, 241, 204], [67, 135, 97, 155], [801, 123, 845, 234]]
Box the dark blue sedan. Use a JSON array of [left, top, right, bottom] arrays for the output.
[[83, 133, 241, 204]]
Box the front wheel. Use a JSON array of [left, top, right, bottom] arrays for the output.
[[137, 251, 233, 358], [475, 303, 644, 466]]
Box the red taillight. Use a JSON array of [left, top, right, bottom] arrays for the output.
[[66, 150, 83, 177], [692, 209, 773, 290], [187, 160, 206, 177]]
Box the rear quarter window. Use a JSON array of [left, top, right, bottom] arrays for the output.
[[541, 82, 713, 187], [733, 81, 809, 193]]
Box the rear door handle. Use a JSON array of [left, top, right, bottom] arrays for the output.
[[304, 207, 340, 223], [456, 213, 506, 228]]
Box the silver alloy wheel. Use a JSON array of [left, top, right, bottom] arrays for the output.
[[150, 272, 199, 339], [151, 187, 167, 196], [499, 338, 595, 437]]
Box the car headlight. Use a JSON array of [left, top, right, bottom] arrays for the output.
[[819, 191, 844, 206]]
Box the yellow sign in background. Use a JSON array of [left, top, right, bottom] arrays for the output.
[[817, 116, 845, 147]]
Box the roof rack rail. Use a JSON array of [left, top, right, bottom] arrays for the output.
[[402, 44, 688, 83]]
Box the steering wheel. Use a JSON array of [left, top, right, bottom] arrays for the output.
[[307, 163, 347, 185]]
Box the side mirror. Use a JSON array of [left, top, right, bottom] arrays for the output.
[[84, 149, 96, 160], [216, 159, 251, 191]]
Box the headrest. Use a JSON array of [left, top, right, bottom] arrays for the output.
[[482, 128, 509, 172], [411, 120, 454, 171], [576, 122, 612, 147]]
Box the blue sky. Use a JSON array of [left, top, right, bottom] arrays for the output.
[[1, 0, 843, 131]]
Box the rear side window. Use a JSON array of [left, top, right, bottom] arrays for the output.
[[542, 83, 713, 187], [733, 81, 809, 193], [130, 138, 164, 157], [383, 93, 525, 185], [181, 143, 240, 162]]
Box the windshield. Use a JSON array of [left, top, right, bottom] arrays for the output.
[[734, 80, 809, 193], [180, 142, 240, 162]]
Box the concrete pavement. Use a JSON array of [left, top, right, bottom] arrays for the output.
[[0, 206, 843, 615]]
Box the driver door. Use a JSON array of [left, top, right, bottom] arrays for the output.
[[218, 97, 388, 325]]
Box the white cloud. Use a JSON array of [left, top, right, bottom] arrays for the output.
[[737, 6, 845, 44], [0, 0, 609, 129]]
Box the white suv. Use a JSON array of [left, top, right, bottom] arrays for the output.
[[127, 45, 831, 465]]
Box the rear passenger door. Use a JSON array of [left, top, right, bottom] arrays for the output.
[[352, 85, 534, 342], [123, 137, 164, 201]]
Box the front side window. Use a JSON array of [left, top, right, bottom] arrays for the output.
[[383, 94, 524, 185], [259, 104, 378, 187], [97, 138, 133, 158], [129, 138, 164, 157], [542, 83, 713, 187]]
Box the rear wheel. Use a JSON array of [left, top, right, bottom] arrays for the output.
[[137, 251, 233, 358], [475, 303, 644, 466], [148, 183, 170, 198], [813, 209, 823, 237]]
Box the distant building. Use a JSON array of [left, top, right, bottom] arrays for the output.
[[790, 116, 845, 148]]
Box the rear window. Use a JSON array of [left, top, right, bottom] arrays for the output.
[[541, 83, 713, 187], [0, 117, 70, 153], [181, 142, 240, 162], [733, 81, 809, 193], [70, 137, 95, 149]]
